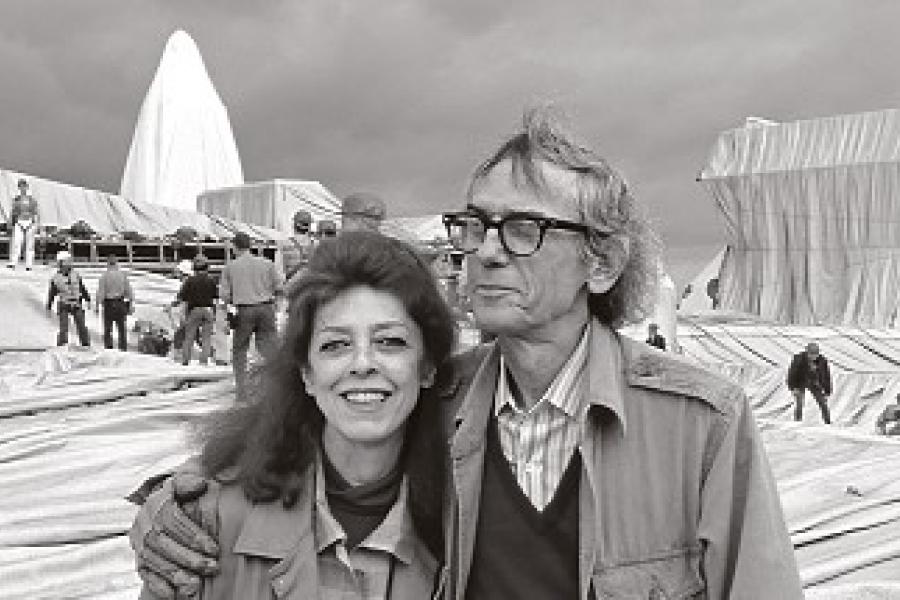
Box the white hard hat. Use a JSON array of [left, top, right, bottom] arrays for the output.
[[56, 250, 72, 262], [176, 259, 194, 276]]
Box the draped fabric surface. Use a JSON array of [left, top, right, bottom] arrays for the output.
[[699, 110, 900, 326], [1, 169, 286, 241], [197, 180, 341, 235], [630, 313, 900, 596], [3, 266, 900, 597]]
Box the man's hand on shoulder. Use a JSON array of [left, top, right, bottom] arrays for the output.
[[130, 472, 220, 598]]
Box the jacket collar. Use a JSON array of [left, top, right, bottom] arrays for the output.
[[232, 468, 315, 560], [586, 320, 627, 431], [232, 454, 417, 564], [313, 456, 417, 565]]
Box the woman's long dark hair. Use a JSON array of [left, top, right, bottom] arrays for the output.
[[198, 231, 455, 557]]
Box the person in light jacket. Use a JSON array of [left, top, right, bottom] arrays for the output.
[[132, 231, 452, 600]]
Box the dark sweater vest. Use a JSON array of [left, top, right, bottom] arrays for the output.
[[465, 416, 581, 599]]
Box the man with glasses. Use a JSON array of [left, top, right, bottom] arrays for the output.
[[128, 108, 801, 599]]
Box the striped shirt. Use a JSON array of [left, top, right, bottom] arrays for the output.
[[494, 327, 590, 511]]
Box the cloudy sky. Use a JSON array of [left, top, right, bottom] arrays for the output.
[[1, 1, 897, 282]]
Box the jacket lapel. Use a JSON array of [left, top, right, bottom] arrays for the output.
[[448, 343, 500, 598]]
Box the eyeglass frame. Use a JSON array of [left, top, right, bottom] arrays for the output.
[[442, 207, 600, 257]]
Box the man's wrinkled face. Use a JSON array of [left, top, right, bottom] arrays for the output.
[[465, 160, 591, 338]]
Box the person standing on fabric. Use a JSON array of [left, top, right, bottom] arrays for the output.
[[645, 322, 666, 351], [341, 192, 386, 232], [275, 210, 315, 282], [219, 232, 283, 400], [47, 251, 91, 347], [127, 108, 802, 599], [787, 341, 832, 424], [7, 178, 40, 271], [95, 254, 134, 351], [175, 255, 218, 366], [876, 394, 900, 435]]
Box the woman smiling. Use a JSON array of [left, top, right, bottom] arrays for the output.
[[161, 231, 454, 599]]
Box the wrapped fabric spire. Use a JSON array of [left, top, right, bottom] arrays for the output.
[[120, 30, 243, 211]]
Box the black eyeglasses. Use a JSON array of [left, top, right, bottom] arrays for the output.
[[442, 210, 594, 257]]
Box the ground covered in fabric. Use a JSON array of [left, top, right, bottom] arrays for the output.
[[3, 287, 900, 597], [0, 349, 233, 599]]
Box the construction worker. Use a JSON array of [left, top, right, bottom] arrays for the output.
[[316, 219, 337, 239], [340, 192, 386, 232], [176, 255, 218, 366], [46, 251, 91, 347], [219, 232, 283, 401], [7, 178, 40, 270], [95, 254, 134, 350], [275, 210, 314, 280]]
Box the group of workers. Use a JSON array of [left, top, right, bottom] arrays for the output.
[[41, 189, 389, 404], [46, 251, 134, 349], [20, 173, 900, 433]]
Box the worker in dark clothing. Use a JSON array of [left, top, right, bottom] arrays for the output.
[[876, 394, 900, 436], [646, 322, 666, 351], [219, 232, 283, 400], [787, 342, 832, 424], [47, 251, 91, 347], [95, 254, 134, 350], [176, 255, 218, 366]]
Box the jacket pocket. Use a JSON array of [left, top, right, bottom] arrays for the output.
[[592, 547, 705, 600], [265, 552, 317, 599]]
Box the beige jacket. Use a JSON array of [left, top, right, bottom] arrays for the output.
[[197, 464, 438, 600], [442, 321, 802, 599]]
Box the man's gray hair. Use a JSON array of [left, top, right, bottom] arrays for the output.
[[466, 106, 661, 327]]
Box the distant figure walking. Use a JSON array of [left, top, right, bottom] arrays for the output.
[[96, 255, 134, 350], [47, 251, 91, 347], [646, 322, 666, 351], [219, 232, 283, 400], [876, 394, 900, 436], [787, 342, 832, 424], [7, 178, 39, 270], [176, 255, 218, 366]]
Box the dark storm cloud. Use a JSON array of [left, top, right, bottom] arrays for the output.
[[2, 0, 899, 269]]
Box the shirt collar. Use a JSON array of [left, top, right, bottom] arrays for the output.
[[313, 454, 416, 565], [493, 325, 590, 420]]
